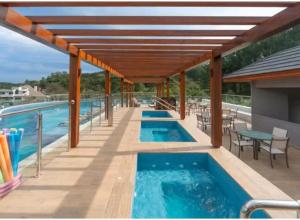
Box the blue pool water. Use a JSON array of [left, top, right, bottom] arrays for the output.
[[132, 153, 268, 218], [140, 121, 195, 142], [142, 111, 172, 118], [0, 100, 98, 161]]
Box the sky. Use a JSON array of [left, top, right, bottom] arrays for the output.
[[0, 6, 284, 83]]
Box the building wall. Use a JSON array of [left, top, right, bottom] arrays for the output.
[[251, 77, 300, 147]]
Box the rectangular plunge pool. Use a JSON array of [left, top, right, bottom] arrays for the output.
[[142, 111, 172, 118], [132, 153, 268, 218], [140, 121, 195, 142]]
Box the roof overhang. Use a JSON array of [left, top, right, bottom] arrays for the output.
[[224, 68, 300, 83]]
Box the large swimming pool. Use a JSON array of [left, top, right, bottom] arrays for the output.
[[140, 121, 195, 142], [0, 100, 99, 161], [132, 153, 268, 218]]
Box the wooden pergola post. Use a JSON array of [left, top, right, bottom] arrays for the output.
[[166, 78, 170, 97], [69, 54, 81, 148], [125, 83, 129, 107], [105, 70, 110, 120], [180, 71, 186, 120], [210, 55, 223, 148], [161, 82, 165, 97], [120, 78, 124, 107]]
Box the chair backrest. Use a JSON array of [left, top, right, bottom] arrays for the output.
[[222, 109, 231, 115], [272, 127, 288, 138], [222, 118, 232, 126], [196, 114, 202, 121], [229, 129, 240, 143], [233, 122, 248, 132], [271, 137, 289, 151], [202, 111, 210, 118]]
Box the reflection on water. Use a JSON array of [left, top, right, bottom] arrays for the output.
[[0, 100, 100, 161]]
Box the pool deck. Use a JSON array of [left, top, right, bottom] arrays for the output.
[[0, 107, 297, 218]]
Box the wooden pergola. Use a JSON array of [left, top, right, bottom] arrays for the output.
[[1, 1, 300, 148]]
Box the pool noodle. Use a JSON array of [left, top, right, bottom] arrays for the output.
[[0, 142, 10, 182], [7, 133, 18, 176], [0, 135, 13, 180], [11, 131, 22, 176]]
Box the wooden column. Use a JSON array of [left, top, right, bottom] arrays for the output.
[[161, 82, 165, 97], [120, 78, 124, 107], [166, 78, 170, 97], [69, 54, 81, 148], [180, 71, 186, 120], [105, 70, 110, 120], [210, 55, 223, 148], [125, 83, 129, 107]]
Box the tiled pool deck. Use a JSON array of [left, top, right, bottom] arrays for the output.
[[0, 108, 297, 218]]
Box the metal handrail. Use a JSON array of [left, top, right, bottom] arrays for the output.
[[0, 101, 68, 118], [153, 96, 176, 111], [240, 199, 300, 218], [153, 98, 176, 112]]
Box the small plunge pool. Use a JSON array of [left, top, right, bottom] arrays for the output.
[[132, 153, 268, 218], [140, 121, 195, 142], [142, 111, 172, 118]]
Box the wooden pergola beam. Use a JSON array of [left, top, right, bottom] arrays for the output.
[[5, 1, 295, 7], [66, 38, 230, 45], [215, 3, 300, 56], [89, 51, 204, 56], [49, 29, 245, 37], [79, 45, 217, 50], [29, 16, 268, 25]]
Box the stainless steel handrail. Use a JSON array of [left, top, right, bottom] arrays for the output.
[[153, 98, 175, 111], [0, 102, 68, 118], [153, 96, 176, 111], [240, 199, 300, 218]]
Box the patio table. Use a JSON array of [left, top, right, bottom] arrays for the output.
[[239, 130, 272, 160]]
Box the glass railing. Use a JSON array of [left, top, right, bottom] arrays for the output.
[[0, 94, 122, 181]]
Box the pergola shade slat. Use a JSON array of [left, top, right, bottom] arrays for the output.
[[66, 38, 230, 44], [28, 16, 268, 25], [5, 1, 295, 7], [49, 29, 245, 37]]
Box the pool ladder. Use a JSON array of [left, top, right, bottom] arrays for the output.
[[240, 199, 300, 218]]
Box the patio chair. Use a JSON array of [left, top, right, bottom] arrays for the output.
[[222, 108, 231, 117], [233, 122, 251, 143], [229, 129, 254, 158], [233, 122, 248, 132], [222, 117, 232, 134], [196, 114, 211, 131], [229, 108, 238, 119], [263, 127, 288, 145], [260, 137, 289, 168]]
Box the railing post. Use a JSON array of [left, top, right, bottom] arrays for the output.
[[36, 111, 43, 177], [67, 100, 74, 152], [90, 100, 93, 132], [99, 96, 102, 125]]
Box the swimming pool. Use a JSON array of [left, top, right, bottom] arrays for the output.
[[142, 111, 172, 118], [140, 121, 195, 142], [132, 153, 268, 218], [0, 100, 100, 161]]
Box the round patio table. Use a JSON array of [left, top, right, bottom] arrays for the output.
[[239, 130, 272, 160]]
